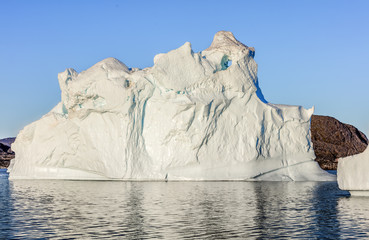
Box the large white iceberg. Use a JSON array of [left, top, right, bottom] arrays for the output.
[[338, 145, 369, 195], [9, 31, 334, 181]]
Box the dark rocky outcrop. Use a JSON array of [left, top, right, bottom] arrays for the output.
[[0, 137, 16, 147], [0, 138, 15, 168], [311, 115, 368, 170]]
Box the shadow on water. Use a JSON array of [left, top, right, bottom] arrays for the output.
[[253, 181, 352, 239], [337, 193, 369, 238], [253, 182, 317, 238], [122, 182, 148, 239], [198, 184, 237, 239], [312, 182, 344, 239]]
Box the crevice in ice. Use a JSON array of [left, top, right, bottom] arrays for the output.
[[141, 99, 148, 133], [195, 100, 230, 162], [206, 100, 213, 121], [124, 79, 131, 88], [186, 108, 196, 131], [221, 55, 232, 70], [62, 104, 68, 115]]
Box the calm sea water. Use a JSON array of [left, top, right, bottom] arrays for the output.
[[1, 169, 369, 239]]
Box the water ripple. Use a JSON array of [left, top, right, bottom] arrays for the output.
[[1, 170, 369, 239]]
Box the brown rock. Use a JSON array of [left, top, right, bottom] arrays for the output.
[[0, 142, 15, 169], [311, 115, 368, 170]]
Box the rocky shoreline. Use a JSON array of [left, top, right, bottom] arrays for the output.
[[1, 116, 367, 170], [0, 138, 15, 168]]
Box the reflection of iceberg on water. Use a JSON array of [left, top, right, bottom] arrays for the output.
[[337, 196, 369, 236], [338, 145, 369, 196], [9, 31, 334, 181]]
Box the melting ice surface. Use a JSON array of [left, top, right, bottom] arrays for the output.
[[9, 31, 334, 181], [2, 170, 369, 239]]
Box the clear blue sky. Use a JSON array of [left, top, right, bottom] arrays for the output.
[[0, 0, 368, 138]]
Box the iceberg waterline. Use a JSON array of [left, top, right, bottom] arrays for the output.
[[9, 31, 335, 181]]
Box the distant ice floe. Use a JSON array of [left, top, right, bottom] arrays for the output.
[[338, 144, 369, 195]]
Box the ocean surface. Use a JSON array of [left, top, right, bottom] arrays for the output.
[[1, 169, 369, 239]]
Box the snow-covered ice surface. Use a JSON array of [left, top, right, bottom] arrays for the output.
[[338, 145, 369, 195], [9, 31, 334, 181]]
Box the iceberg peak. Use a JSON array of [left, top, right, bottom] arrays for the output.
[[205, 31, 255, 58], [207, 31, 247, 50], [89, 57, 130, 73]]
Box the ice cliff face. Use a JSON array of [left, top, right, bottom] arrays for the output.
[[9, 31, 334, 181]]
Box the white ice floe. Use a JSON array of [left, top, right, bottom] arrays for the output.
[[338, 144, 369, 195], [9, 31, 334, 181]]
